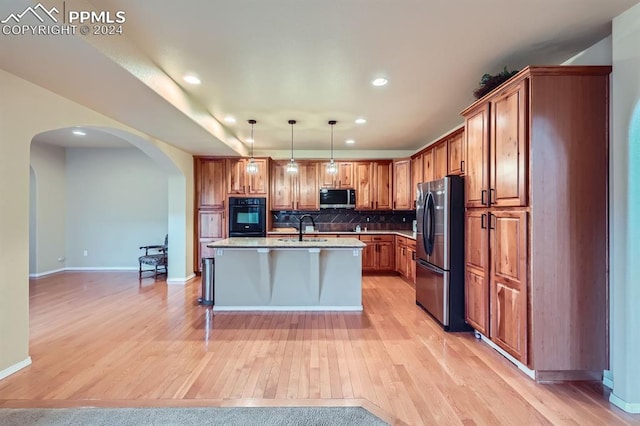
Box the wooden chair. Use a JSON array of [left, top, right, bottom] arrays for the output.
[[138, 234, 167, 278]]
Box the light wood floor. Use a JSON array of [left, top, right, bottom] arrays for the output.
[[0, 272, 638, 425]]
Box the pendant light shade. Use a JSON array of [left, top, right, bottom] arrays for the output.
[[246, 119, 259, 175], [326, 120, 338, 175], [286, 120, 298, 174]]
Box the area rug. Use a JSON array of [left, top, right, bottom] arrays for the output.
[[0, 406, 389, 426]]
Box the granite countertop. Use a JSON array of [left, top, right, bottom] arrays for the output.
[[208, 237, 366, 249], [267, 229, 417, 240]]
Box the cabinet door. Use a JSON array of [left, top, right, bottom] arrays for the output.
[[200, 210, 225, 239], [408, 248, 416, 284], [393, 159, 412, 210], [395, 240, 404, 273], [377, 242, 395, 271], [227, 158, 246, 194], [270, 161, 295, 210], [248, 158, 268, 195], [361, 242, 376, 271], [489, 210, 528, 363], [490, 81, 527, 207], [411, 155, 423, 209], [354, 162, 373, 210], [465, 210, 489, 335], [448, 131, 465, 176], [423, 149, 434, 183], [197, 159, 226, 209], [338, 162, 354, 188], [296, 162, 319, 211], [374, 162, 392, 210], [319, 162, 337, 188], [433, 142, 448, 180], [465, 104, 490, 208]]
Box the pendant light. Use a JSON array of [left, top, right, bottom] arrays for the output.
[[246, 119, 259, 175], [326, 120, 338, 175], [286, 119, 299, 174]]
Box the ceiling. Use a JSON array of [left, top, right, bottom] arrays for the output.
[[1, 0, 638, 155], [32, 128, 131, 148]]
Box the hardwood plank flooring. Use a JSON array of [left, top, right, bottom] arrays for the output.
[[0, 271, 638, 425]]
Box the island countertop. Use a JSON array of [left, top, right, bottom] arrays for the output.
[[207, 237, 366, 249]]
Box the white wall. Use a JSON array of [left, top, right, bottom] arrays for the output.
[[29, 142, 67, 275], [610, 2, 640, 413], [562, 36, 612, 65], [65, 148, 169, 269]]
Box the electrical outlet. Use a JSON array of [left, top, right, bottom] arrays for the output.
[[83, 250, 88, 257], [366, 217, 370, 222], [402, 217, 406, 222]]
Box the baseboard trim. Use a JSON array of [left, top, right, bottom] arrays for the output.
[[167, 274, 196, 285], [64, 267, 137, 271], [29, 268, 65, 278], [0, 357, 32, 381], [213, 305, 363, 312], [610, 392, 640, 413], [603, 370, 613, 389], [478, 332, 536, 380]]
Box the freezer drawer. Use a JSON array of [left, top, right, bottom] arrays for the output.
[[416, 260, 449, 327]]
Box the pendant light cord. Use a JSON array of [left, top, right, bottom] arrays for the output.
[[288, 119, 296, 161]]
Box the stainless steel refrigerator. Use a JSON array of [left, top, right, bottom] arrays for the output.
[[416, 176, 470, 331]]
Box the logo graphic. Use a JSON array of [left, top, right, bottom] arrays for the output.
[[1, 3, 59, 24]]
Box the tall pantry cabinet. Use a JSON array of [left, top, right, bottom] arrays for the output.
[[462, 66, 611, 381]]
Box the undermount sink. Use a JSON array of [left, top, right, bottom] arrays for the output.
[[277, 238, 328, 242]]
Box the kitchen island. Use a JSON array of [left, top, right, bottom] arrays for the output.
[[206, 237, 366, 311]]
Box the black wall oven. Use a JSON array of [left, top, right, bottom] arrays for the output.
[[228, 197, 266, 237]]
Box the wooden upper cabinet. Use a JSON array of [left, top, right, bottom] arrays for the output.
[[423, 148, 434, 183], [447, 131, 465, 176], [354, 162, 373, 210], [270, 161, 295, 210], [490, 81, 527, 207], [433, 142, 448, 180], [411, 155, 423, 209], [270, 161, 318, 211], [374, 161, 392, 210], [393, 159, 412, 210], [296, 162, 319, 210], [489, 210, 528, 363], [465, 210, 489, 335], [464, 103, 490, 208], [226, 158, 268, 196], [319, 162, 353, 189], [196, 158, 226, 210]]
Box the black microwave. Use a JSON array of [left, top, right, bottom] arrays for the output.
[[319, 189, 356, 209]]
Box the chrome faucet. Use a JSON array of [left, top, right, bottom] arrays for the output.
[[297, 214, 316, 241]]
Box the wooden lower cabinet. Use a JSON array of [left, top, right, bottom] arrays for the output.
[[489, 210, 528, 363], [465, 210, 489, 334], [465, 209, 527, 363], [196, 209, 226, 272], [361, 235, 394, 272], [394, 236, 417, 285]]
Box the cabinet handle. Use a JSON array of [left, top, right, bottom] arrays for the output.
[[339, 180, 341, 187], [243, 185, 246, 193], [371, 202, 374, 209], [481, 190, 487, 206], [393, 201, 396, 209], [222, 210, 225, 219], [411, 251, 416, 261], [291, 202, 294, 209], [481, 213, 486, 229], [489, 213, 496, 230], [376, 201, 378, 209], [490, 188, 496, 205], [461, 160, 465, 173], [222, 200, 225, 209]]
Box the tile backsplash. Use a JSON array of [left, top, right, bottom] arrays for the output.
[[271, 209, 415, 232]]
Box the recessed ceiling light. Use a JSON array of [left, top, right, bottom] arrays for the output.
[[72, 129, 86, 136], [345, 139, 355, 144], [183, 74, 201, 85], [246, 137, 254, 143], [355, 118, 367, 124], [224, 116, 236, 124], [371, 78, 388, 87]]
